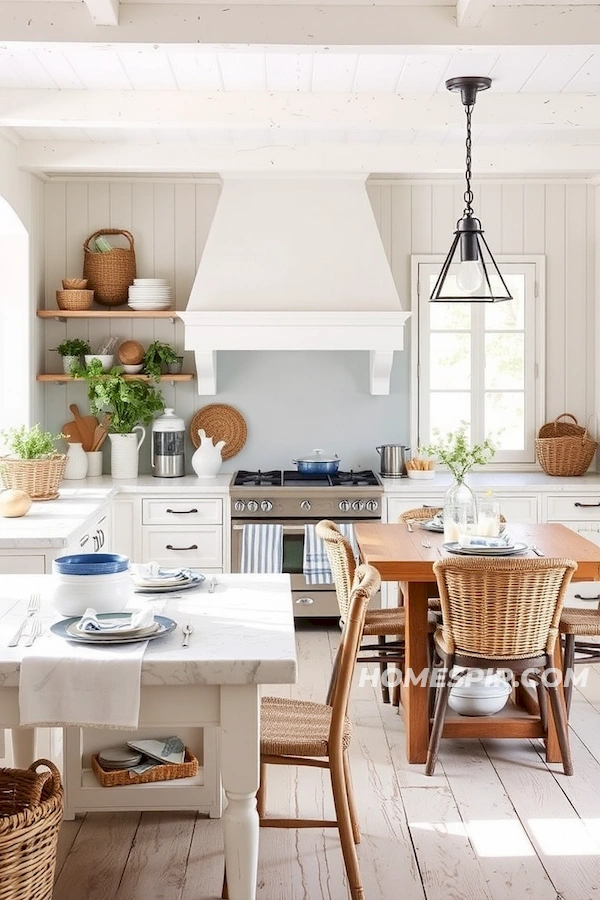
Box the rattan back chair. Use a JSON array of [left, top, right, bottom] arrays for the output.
[[560, 606, 600, 714], [316, 519, 433, 706], [426, 555, 577, 777], [223, 564, 381, 900]]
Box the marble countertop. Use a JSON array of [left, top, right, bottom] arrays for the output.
[[381, 471, 600, 493], [77, 474, 234, 493], [0, 487, 116, 549], [0, 573, 298, 687]]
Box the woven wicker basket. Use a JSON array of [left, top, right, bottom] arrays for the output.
[[536, 414, 597, 476], [0, 759, 63, 900], [0, 454, 67, 500], [56, 289, 94, 311], [91, 747, 198, 787], [83, 229, 136, 307]]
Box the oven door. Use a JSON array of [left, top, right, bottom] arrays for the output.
[[231, 520, 345, 618]]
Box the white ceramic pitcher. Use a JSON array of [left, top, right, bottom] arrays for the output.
[[109, 426, 146, 479], [191, 428, 226, 478]]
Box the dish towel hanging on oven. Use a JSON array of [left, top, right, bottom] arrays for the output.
[[303, 523, 359, 584], [240, 523, 284, 574]]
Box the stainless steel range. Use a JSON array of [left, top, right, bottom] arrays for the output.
[[230, 469, 383, 617]]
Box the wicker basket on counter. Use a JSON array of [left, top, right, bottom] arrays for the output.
[[0, 453, 67, 500], [83, 228, 136, 307], [535, 413, 598, 476], [0, 760, 63, 900]]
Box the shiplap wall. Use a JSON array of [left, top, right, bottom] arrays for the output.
[[39, 178, 596, 474]]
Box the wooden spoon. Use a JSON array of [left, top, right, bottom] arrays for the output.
[[91, 423, 108, 452]]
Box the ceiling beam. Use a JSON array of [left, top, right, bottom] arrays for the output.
[[0, 2, 600, 47], [17, 139, 600, 176], [456, 0, 494, 28], [83, 0, 120, 27], [1, 89, 598, 130]]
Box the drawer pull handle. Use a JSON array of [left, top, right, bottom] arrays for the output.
[[166, 508, 198, 514], [79, 535, 89, 547], [166, 544, 198, 551], [295, 597, 315, 605], [574, 593, 600, 601], [574, 502, 600, 508]]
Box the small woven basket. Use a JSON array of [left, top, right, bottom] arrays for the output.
[[83, 228, 136, 307], [0, 759, 63, 900], [56, 289, 94, 311], [0, 454, 67, 500], [91, 747, 198, 787], [536, 414, 597, 476]]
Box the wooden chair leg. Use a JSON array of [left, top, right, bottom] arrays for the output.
[[221, 868, 229, 900], [546, 671, 573, 777], [377, 635, 390, 704], [329, 750, 365, 900], [343, 750, 361, 844], [562, 634, 576, 717], [536, 680, 548, 732], [426, 659, 452, 777], [257, 761, 267, 818]]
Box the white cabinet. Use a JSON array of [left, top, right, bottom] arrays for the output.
[[385, 492, 538, 524], [66, 509, 111, 556], [386, 495, 444, 523], [544, 494, 600, 605]]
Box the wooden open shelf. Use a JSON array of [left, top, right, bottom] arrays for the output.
[[37, 309, 181, 320], [37, 374, 194, 383]]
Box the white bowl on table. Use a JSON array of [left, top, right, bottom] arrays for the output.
[[406, 469, 436, 480]]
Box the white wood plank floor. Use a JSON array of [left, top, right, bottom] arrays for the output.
[[49, 623, 600, 900]]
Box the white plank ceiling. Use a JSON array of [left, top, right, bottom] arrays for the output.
[[1, 1, 600, 176]]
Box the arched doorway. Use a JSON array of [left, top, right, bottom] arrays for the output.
[[0, 196, 29, 431]]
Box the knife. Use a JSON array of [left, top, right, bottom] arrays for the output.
[[7, 618, 28, 647]]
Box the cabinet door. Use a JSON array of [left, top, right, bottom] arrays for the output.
[[497, 496, 538, 523], [112, 495, 141, 561], [560, 522, 600, 607], [386, 497, 444, 523], [143, 527, 223, 570], [0, 554, 46, 574]]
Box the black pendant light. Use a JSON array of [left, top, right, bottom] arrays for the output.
[[430, 76, 512, 303]]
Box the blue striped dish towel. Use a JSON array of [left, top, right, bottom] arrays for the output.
[[240, 523, 284, 574], [303, 523, 359, 584]]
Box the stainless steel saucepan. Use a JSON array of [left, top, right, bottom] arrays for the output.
[[376, 444, 410, 478]]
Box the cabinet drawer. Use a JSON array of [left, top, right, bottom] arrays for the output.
[[497, 496, 538, 523], [386, 497, 444, 523], [142, 499, 222, 526], [0, 555, 46, 574], [143, 527, 223, 569], [547, 496, 600, 522]]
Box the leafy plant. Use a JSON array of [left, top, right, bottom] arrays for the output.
[[143, 341, 179, 379], [0, 424, 65, 459], [72, 359, 165, 433], [419, 422, 496, 481], [52, 338, 91, 357]]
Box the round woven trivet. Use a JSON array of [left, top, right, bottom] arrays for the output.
[[190, 404, 247, 460]]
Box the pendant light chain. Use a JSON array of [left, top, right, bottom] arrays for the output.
[[463, 103, 474, 218]]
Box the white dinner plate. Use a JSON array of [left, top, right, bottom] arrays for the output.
[[133, 573, 205, 593], [420, 521, 444, 533], [51, 614, 177, 644], [442, 541, 529, 556], [68, 620, 160, 640]]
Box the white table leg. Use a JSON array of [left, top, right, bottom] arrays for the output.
[[11, 727, 35, 767], [221, 685, 260, 900]]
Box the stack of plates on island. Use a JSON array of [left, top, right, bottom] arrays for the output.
[[131, 562, 205, 593], [128, 278, 173, 311]]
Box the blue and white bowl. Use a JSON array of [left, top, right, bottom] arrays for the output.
[[53, 553, 129, 576]]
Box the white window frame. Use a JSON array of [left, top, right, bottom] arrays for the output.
[[410, 255, 546, 470]]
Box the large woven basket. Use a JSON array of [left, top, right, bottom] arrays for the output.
[[83, 229, 136, 307], [0, 759, 63, 900], [0, 454, 67, 500], [536, 414, 597, 477]]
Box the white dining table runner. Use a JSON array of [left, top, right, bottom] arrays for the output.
[[19, 635, 148, 729]]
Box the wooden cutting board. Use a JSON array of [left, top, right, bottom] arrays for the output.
[[64, 404, 98, 451]]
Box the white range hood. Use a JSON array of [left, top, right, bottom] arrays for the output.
[[180, 175, 410, 395]]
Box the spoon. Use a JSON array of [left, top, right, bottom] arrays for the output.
[[421, 540, 432, 549], [181, 623, 194, 648]]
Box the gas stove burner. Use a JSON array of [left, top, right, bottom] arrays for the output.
[[281, 469, 380, 487], [333, 470, 380, 487], [233, 470, 283, 487]]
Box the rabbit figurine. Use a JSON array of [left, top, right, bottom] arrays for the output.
[[191, 429, 227, 478]]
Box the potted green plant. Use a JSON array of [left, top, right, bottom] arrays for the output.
[[52, 338, 91, 375], [74, 359, 165, 478], [143, 341, 181, 378], [0, 424, 67, 500]]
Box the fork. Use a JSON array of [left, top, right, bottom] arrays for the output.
[[208, 577, 217, 594], [23, 617, 43, 648], [8, 592, 40, 647]]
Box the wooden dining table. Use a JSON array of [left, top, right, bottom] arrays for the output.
[[354, 522, 600, 764]]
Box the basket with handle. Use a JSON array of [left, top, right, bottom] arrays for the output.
[[535, 413, 598, 476], [82, 229, 136, 307], [0, 759, 63, 900], [0, 454, 67, 500]]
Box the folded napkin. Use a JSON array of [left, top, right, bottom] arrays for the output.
[[458, 532, 513, 549], [19, 632, 147, 729], [131, 562, 195, 584], [78, 607, 155, 634]]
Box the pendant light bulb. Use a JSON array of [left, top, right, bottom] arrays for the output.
[[457, 260, 483, 293]]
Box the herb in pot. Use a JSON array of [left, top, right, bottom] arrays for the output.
[[0, 424, 65, 459], [52, 339, 91, 357], [72, 359, 165, 433], [143, 341, 179, 379]]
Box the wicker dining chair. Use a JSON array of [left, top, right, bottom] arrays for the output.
[[315, 520, 436, 705], [397, 507, 443, 612], [560, 606, 600, 714], [222, 564, 381, 900], [426, 555, 577, 777]]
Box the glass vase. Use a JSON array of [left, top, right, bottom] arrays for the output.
[[443, 477, 478, 544]]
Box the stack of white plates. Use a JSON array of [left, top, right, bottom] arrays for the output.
[[128, 278, 173, 310]]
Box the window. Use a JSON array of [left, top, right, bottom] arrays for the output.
[[412, 257, 544, 467]]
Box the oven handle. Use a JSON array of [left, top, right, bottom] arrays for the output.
[[232, 524, 307, 533]]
